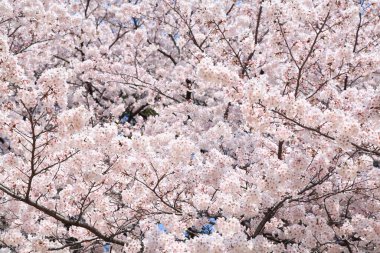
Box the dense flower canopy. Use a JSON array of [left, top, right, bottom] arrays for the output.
[[1, 0, 380, 252]]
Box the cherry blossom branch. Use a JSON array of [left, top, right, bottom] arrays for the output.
[[253, 196, 292, 238], [14, 38, 53, 55], [278, 11, 330, 98], [116, 75, 181, 103], [344, 11, 363, 91], [0, 183, 125, 246], [164, 1, 205, 53], [48, 237, 99, 251], [20, 100, 38, 200], [109, 25, 130, 49], [214, 22, 251, 78], [307, 60, 346, 99], [268, 107, 380, 156], [157, 47, 177, 65], [269, 108, 334, 140], [254, 1, 264, 45], [125, 170, 182, 214]]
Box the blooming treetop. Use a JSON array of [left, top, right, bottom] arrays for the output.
[[0, 0, 380, 252]]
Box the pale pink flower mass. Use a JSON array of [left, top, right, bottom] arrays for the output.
[[0, 0, 380, 252]]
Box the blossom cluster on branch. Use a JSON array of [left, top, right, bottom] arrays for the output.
[[0, 0, 380, 252]]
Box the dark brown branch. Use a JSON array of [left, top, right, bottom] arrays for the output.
[[353, 12, 362, 53], [224, 102, 232, 120], [278, 140, 284, 160], [254, 1, 263, 45], [109, 26, 129, 49], [253, 196, 292, 238], [343, 75, 349, 90], [84, 0, 91, 18], [53, 55, 70, 64], [226, 2, 235, 16], [157, 48, 177, 65]]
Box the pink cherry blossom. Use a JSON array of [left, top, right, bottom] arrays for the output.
[[0, 0, 379, 252]]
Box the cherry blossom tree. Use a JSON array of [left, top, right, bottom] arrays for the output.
[[1, 0, 380, 252]]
